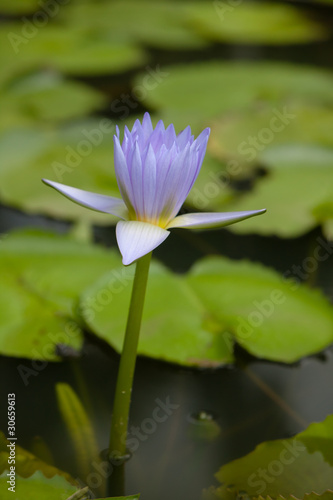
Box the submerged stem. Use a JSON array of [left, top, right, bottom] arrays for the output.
[[109, 252, 152, 460]]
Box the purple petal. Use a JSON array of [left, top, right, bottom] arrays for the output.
[[166, 209, 267, 229], [116, 221, 169, 265], [141, 112, 154, 139], [129, 141, 144, 216], [155, 142, 193, 220], [164, 123, 177, 148], [113, 136, 134, 211], [142, 143, 157, 219], [42, 179, 128, 219], [176, 126, 193, 149]]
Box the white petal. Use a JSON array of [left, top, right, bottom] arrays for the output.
[[166, 209, 267, 229], [116, 221, 170, 265], [42, 179, 128, 219]]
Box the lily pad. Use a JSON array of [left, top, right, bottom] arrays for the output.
[[208, 103, 333, 167], [0, 432, 139, 499], [206, 414, 333, 499], [58, 0, 207, 50], [0, 230, 121, 360], [2, 230, 332, 367], [186, 257, 333, 363], [136, 61, 333, 127], [2, 23, 146, 76], [188, 2, 327, 45], [0, 471, 77, 500], [0, 121, 120, 224], [0, 431, 76, 483], [0, 70, 107, 129], [0, 0, 41, 14], [82, 255, 333, 366], [219, 145, 333, 238], [80, 262, 234, 368]]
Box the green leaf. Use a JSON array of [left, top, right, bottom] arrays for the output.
[[58, 0, 207, 50], [0, 230, 121, 360], [207, 414, 333, 499], [186, 153, 235, 211], [0, 432, 139, 499], [0, 0, 41, 14], [82, 255, 333, 366], [0, 471, 77, 500], [186, 256, 333, 363], [56, 383, 99, 479], [0, 432, 76, 483], [219, 145, 333, 238], [80, 262, 234, 368], [188, 2, 327, 45], [136, 61, 333, 126], [1, 24, 146, 77], [208, 103, 333, 167], [0, 122, 120, 224], [2, 230, 332, 367], [0, 71, 106, 129]]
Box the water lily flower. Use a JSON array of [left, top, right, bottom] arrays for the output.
[[43, 113, 265, 265]]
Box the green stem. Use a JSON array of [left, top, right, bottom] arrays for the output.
[[109, 251, 152, 459]]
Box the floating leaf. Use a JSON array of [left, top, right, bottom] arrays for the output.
[[0, 471, 77, 500], [2, 230, 332, 367], [136, 62, 333, 127], [206, 414, 333, 499], [186, 256, 333, 363], [82, 255, 333, 366], [188, 2, 327, 45], [81, 262, 234, 368], [219, 145, 333, 237], [2, 23, 146, 76], [208, 103, 333, 167], [0, 230, 121, 360], [58, 0, 207, 50], [0, 432, 139, 499], [0, 432, 76, 483], [0, 121, 120, 224], [0, 71, 106, 129], [186, 153, 235, 211]]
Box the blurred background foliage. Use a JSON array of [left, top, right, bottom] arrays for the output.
[[0, 0, 332, 236], [1, 0, 333, 367]]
